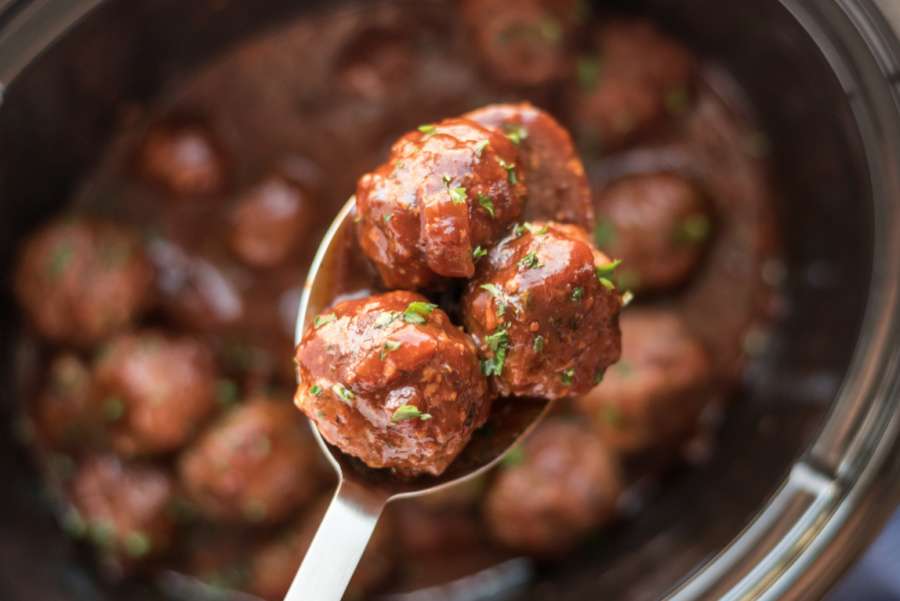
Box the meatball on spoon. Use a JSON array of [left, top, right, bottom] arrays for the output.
[[284, 198, 553, 601]]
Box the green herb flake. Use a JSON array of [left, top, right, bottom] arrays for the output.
[[391, 404, 432, 423], [449, 186, 467, 205], [513, 223, 526, 237], [674, 214, 711, 244], [102, 397, 124, 422], [601, 404, 624, 427], [474, 139, 490, 157], [473, 246, 488, 261], [442, 174, 453, 185], [532, 335, 545, 353], [123, 531, 152, 558], [599, 277, 615, 290], [596, 258, 622, 278], [418, 123, 437, 135], [215, 379, 239, 407], [374, 311, 399, 328], [482, 327, 510, 377], [593, 220, 616, 247], [665, 86, 690, 115], [314, 313, 337, 329], [524, 223, 548, 235], [501, 445, 525, 468], [577, 56, 602, 90], [560, 368, 575, 385], [477, 193, 495, 217], [497, 157, 518, 184], [383, 213, 393, 224], [594, 368, 606, 385], [621, 290, 634, 307], [380, 339, 402, 360], [332, 383, 355, 403], [504, 124, 529, 145], [480, 283, 509, 317], [48, 242, 74, 278], [518, 252, 541, 270], [88, 520, 116, 549], [309, 384, 323, 396], [570, 287, 584, 302], [403, 301, 437, 324]]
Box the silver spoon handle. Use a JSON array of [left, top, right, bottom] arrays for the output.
[[284, 480, 386, 601]]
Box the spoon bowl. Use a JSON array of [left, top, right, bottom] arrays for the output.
[[285, 197, 551, 601]]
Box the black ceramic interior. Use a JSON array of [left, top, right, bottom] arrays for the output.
[[0, 0, 874, 599]]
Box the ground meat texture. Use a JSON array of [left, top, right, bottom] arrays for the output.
[[14, 217, 155, 347], [355, 118, 526, 289], [66, 455, 175, 565], [461, 0, 583, 87], [178, 398, 324, 525], [462, 221, 622, 399], [294, 290, 490, 477], [566, 20, 696, 151], [92, 331, 218, 456], [484, 419, 621, 555], [137, 121, 228, 197], [245, 496, 394, 601], [30, 354, 104, 451], [465, 103, 593, 228], [594, 172, 713, 292], [228, 176, 312, 268], [575, 309, 713, 452]]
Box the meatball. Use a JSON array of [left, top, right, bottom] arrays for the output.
[[566, 20, 696, 151], [465, 103, 593, 228], [356, 117, 526, 289], [30, 354, 103, 451], [92, 330, 218, 456], [335, 28, 415, 101], [594, 172, 713, 292], [245, 496, 394, 601], [14, 217, 155, 347], [484, 419, 621, 555], [178, 398, 325, 525], [462, 221, 622, 399], [66, 455, 175, 565], [228, 176, 312, 268], [462, 0, 582, 87], [294, 290, 490, 477], [137, 121, 228, 197], [575, 309, 713, 452]]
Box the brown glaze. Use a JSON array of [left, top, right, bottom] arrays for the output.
[[463, 221, 622, 399], [136, 121, 228, 198], [355, 118, 526, 288], [465, 102, 594, 228], [14, 217, 155, 347], [295, 291, 490, 477], [178, 398, 325, 525], [484, 419, 622, 555], [29, 354, 102, 452], [92, 330, 218, 456]]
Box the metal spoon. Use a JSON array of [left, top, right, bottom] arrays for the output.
[[284, 197, 551, 601]]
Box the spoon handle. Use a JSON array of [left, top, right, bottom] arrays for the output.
[[284, 479, 386, 601]]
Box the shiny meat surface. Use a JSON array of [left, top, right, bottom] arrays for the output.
[[566, 19, 696, 151], [14, 218, 155, 347], [355, 117, 526, 288], [67, 455, 175, 566], [575, 309, 713, 452], [178, 398, 325, 524], [294, 290, 490, 476], [595, 172, 713, 292], [462, 221, 622, 399], [92, 331, 218, 456], [465, 102, 594, 228], [484, 419, 621, 555], [136, 121, 228, 197]]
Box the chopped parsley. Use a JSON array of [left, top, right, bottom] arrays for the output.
[[560, 368, 575, 385], [570, 287, 584, 301], [442, 174, 452, 185], [518, 252, 541, 270], [481, 327, 510, 377], [480, 283, 509, 317], [374, 311, 399, 328], [598, 277, 616, 291], [504, 124, 528, 145], [473, 245, 488, 261], [497, 157, 518, 184], [215, 379, 239, 407], [524, 223, 548, 235], [674, 214, 711, 244], [391, 404, 432, 423], [332, 383, 355, 403], [123, 531, 152, 558], [449, 186, 467, 205], [596, 258, 622, 277], [309, 384, 323, 396], [512, 223, 526, 237], [594, 369, 606, 385], [418, 123, 437, 135], [103, 397, 124, 422], [532, 335, 545, 353], [577, 56, 602, 90], [477, 193, 495, 217], [403, 301, 437, 324], [474, 139, 490, 157], [48, 242, 74, 278], [383, 213, 393, 224], [380, 339, 402, 360], [594, 220, 616, 247], [314, 313, 337, 329]]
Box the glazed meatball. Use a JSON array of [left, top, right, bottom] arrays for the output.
[[594, 172, 713, 292], [30, 354, 102, 451], [566, 20, 696, 151], [462, 221, 622, 399], [137, 121, 228, 197], [66, 455, 175, 564], [575, 309, 713, 452], [92, 330, 218, 456], [462, 0, 582, 87], [484, 419, 621, 555], [336, 28, 415, 101], [465, 102, 593, 228], [228, 176, 312, 268], [14, 217, 155, 347], [356, 117, 526, 289], [246, 496, 394, 601], [294, 291, 490, 477], [178, 398, 324, 525]]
